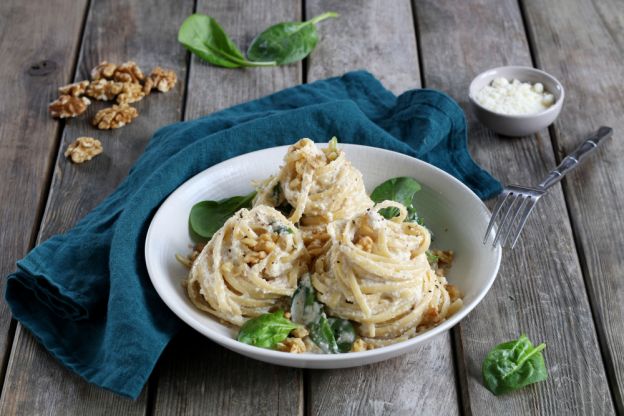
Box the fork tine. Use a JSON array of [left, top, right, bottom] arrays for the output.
[[499, 195, 530, 247], [492, 193, 521, 247], [483, 190, 511, 244], [509, 196, 540, 249]]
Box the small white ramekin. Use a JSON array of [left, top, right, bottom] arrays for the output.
[[469, 66, 564, 137]]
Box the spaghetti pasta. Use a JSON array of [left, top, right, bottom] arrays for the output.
[[254, 138, 373, 256], [311, 201, 462, 347], [186, 205, 308, 326]]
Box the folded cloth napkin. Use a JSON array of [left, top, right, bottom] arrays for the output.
[[5, 71, 501, 399]]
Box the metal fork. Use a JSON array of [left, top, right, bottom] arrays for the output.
[[483, 126, 613, 249]]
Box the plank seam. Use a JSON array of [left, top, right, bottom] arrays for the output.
[[517, 0, 621, 412], [410, 0, 426, 89]]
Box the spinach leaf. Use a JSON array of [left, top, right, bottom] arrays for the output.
[[308, 314, 339, 354], [482, 334, 548, 395], [178, 14, 275, 68], [370, 177, 422, 222], [247, 12, 338, 65], [237, 310, 300, 349], [189, 191, 256, 240], [327, 317, 356, 353], [290, 275, 321, 325], [291, 275, 350, 354]]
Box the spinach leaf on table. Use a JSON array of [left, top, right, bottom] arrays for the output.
[[370, 177, 422, 222], [482, 334, 548, 395], [178, 12, 337, 68], [247, 12, 338, 65], [189, 191, 256, 240], [237, 310, 300, 349]]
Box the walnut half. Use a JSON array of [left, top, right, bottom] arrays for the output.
[[113, 61, 144, 84], [58, 80, 89, 97], [90, 61, 117, 81], [116, 82, 145, 104], [48, 95, 91, 118], [143, 67, 177, 94], [64, 137, 103, 164], [86, 79, 124, 101], [92, 104, 138, 130]]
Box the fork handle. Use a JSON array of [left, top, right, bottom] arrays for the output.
[[538, 126, 613, 190]]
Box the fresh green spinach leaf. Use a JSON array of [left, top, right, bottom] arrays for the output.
[[247, 12, 338, 65], [308, 314, 339, 354], [371, 177, 422, 222], [291, 275, 353, 354], [178, 14, 275, 68], [237, 310, 300, 349], [482, 334, 548, 395], [189, 191, 256, 240], [327, 317, 356, 353]]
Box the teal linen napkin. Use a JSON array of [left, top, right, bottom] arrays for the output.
[[5, 71, 501, 399]]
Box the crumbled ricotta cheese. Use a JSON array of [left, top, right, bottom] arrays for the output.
[[475, 77, 555, 115]]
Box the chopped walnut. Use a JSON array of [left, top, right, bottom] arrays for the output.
[[277, 337, 306, 353], [58, 80, 89, 97], [253, 233, 276, 254], [90, 61, 118, 80], [92, 104, 138, 129], [355, 235, 374, 252], [433, 250, 454, 267], [351, 338, 374, 352], [291, 326, 309, 338], [116, 82, 145, 104], [86, 79, 124, 101], [445, 284, 461, 302], [143, 67, 177, 95], [48, 95, 91, 118], [64, 137, 103, 164], [113, 61, 144, 83]]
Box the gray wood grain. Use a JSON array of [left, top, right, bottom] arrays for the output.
[[306, 0, 420, 95], [305, 1, 460, 415], [152, 1, 304, 415], [0, 0, 192, 414], [522, 0, 624, 412], [0, 0, 88, 384], [415, 0, 615, 414]]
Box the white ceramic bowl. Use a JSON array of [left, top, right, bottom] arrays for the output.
[[469, 66, 564, 137], [145, 144, 501, 368]]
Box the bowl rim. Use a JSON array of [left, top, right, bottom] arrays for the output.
[[145, 143, 502, 365], [468, 65, 565, 120]]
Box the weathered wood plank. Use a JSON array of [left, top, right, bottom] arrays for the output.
[[0, 0, 88, 383], [305, 1, 460, 415], [522, 0, 624, 412], [415, 0, 615, 414], [152, 1, 304, 415], [0, 0, 193, 413]]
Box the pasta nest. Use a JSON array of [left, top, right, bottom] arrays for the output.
[[187, 205, 308, 326], [254, 138, 373, 256], [311, 201, 462, 346]]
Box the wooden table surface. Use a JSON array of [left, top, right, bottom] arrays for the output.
[[0, 0, 622, 414]]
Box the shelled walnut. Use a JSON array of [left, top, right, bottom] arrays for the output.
[[92, 104, 138, 129], [58, 80, 89, 97], [48, 95, 91, 118], [86, 79, 124, 101], [64, 137, 103, 164], [143, 67, 177, 94], [90, 61, 117, 80], [113, 61, 144, 83], [116, 82, 145, 104]]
